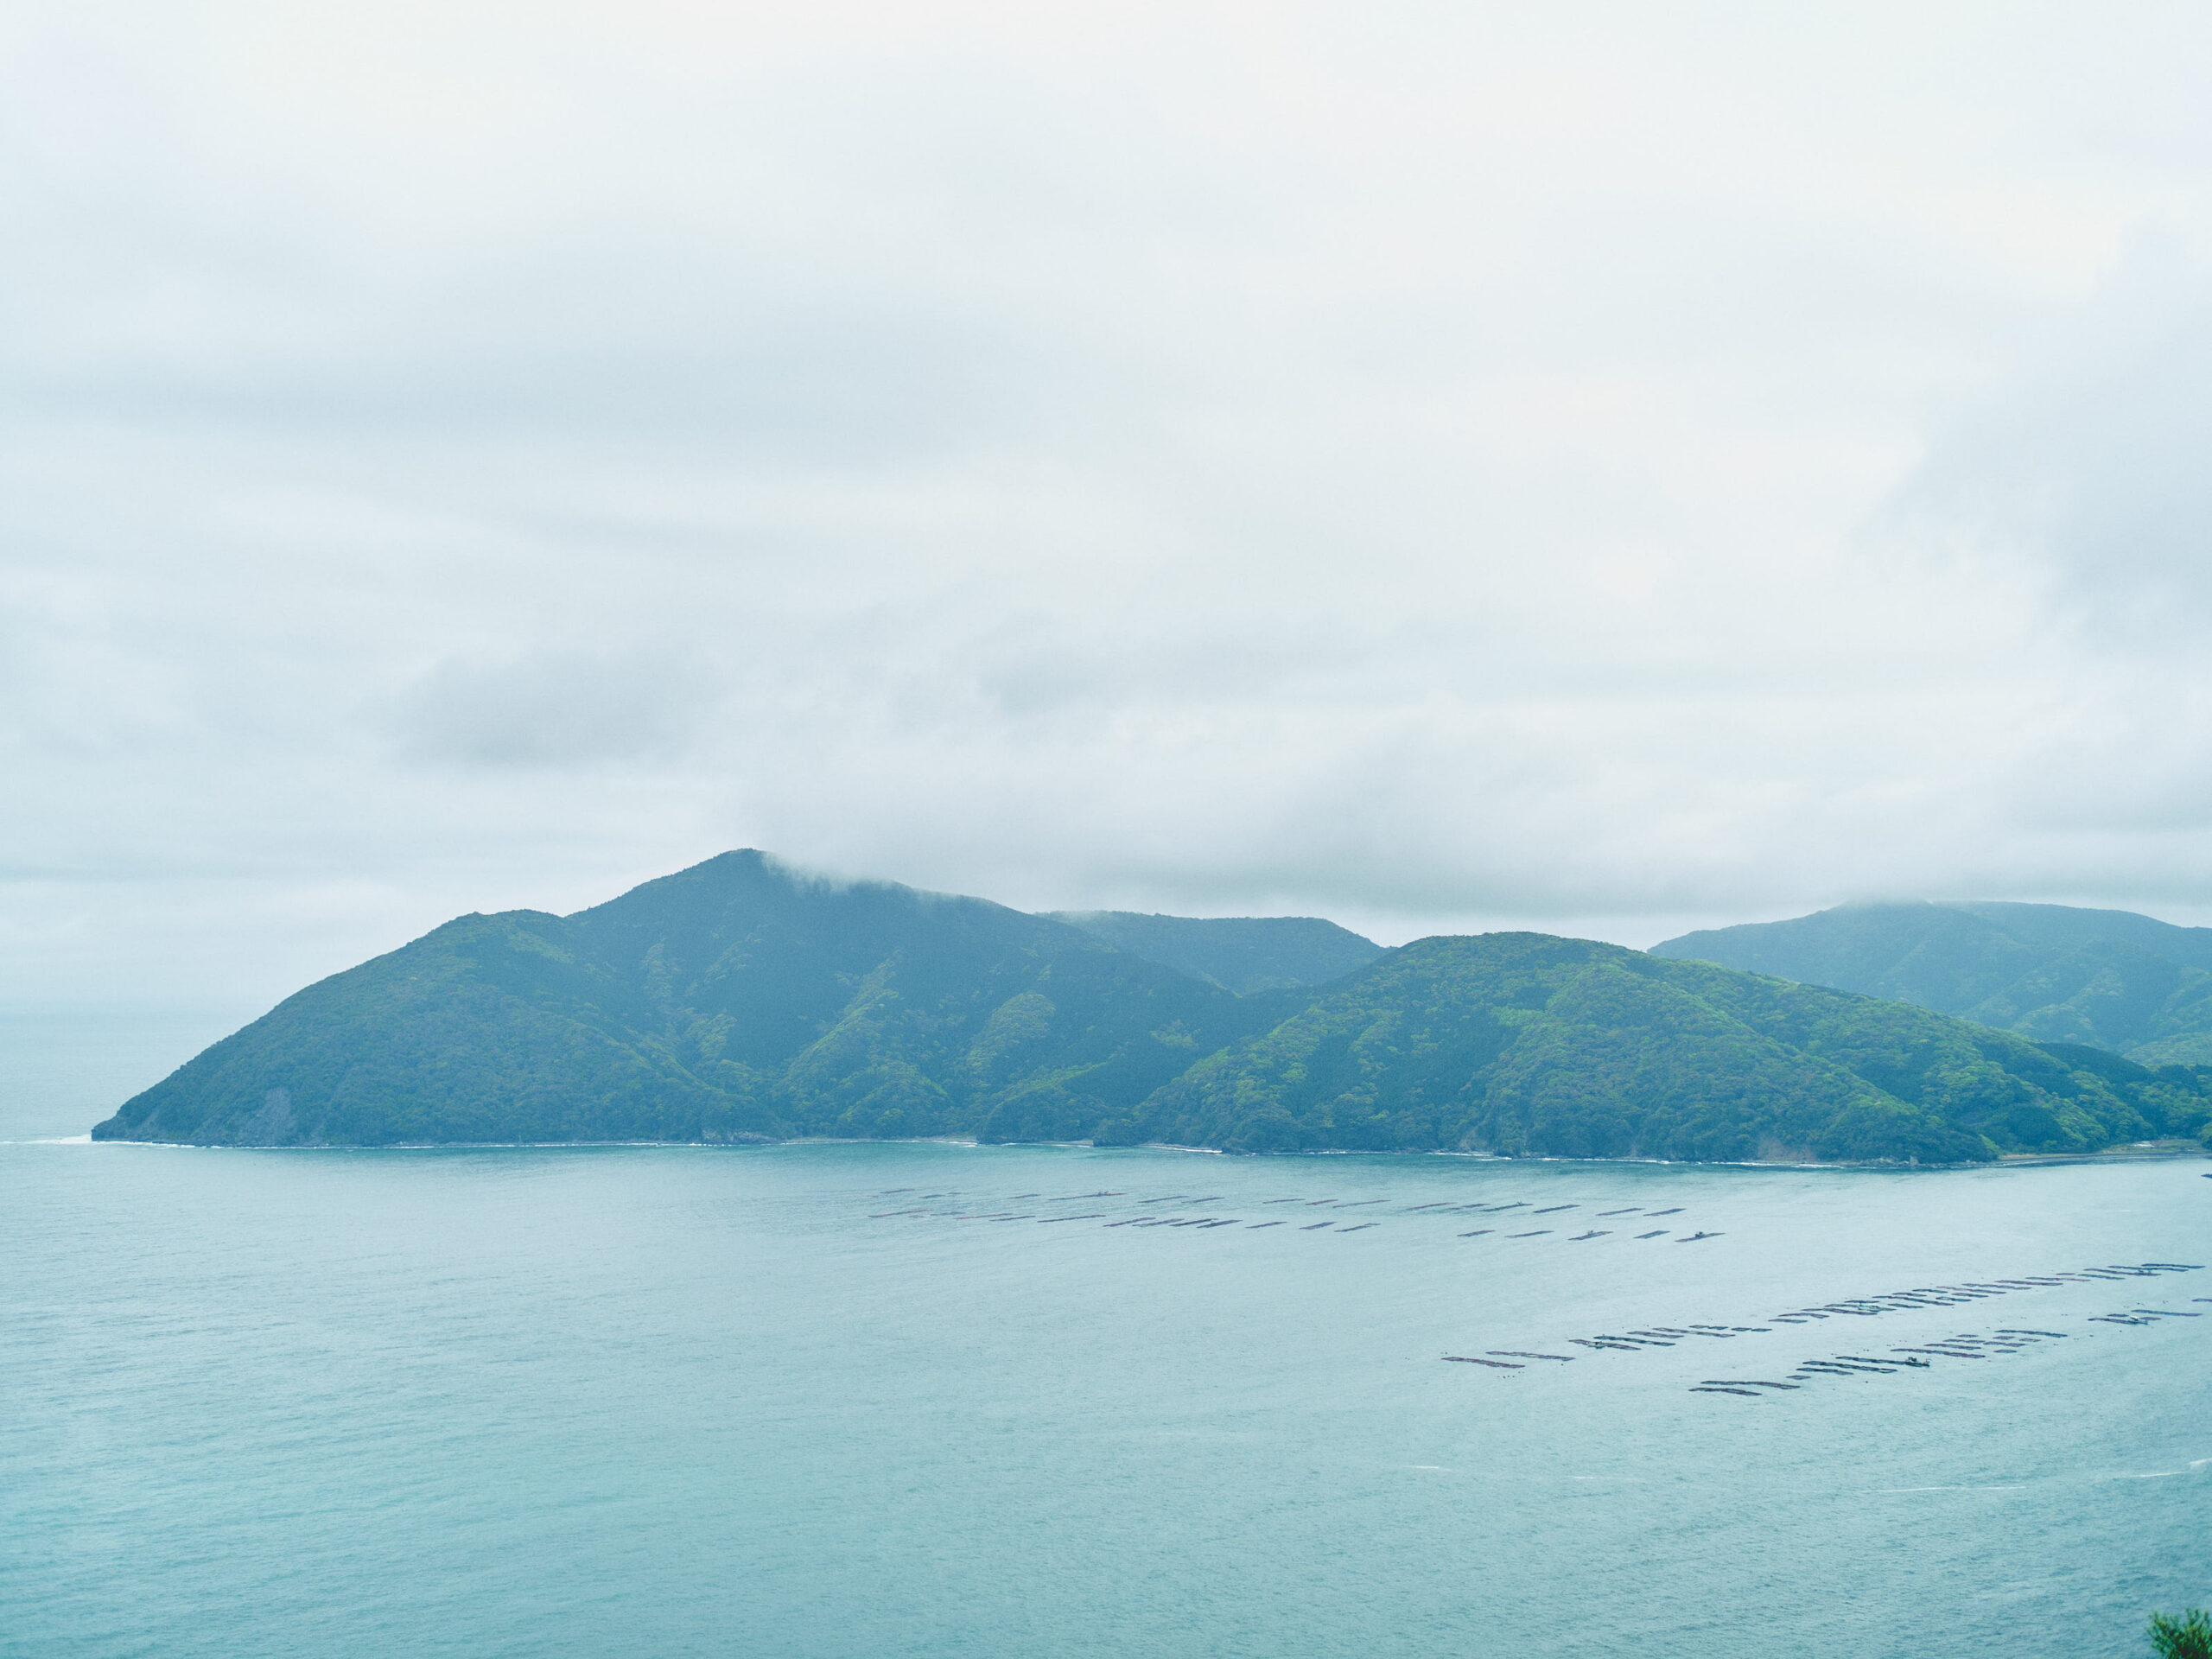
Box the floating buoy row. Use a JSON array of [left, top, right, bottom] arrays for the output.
[[1765, 1262, 2202, 1325], [1688, 1320, 2167, 1396], [868, 1202, 1722, 1247], [867, 1185, 1712, 1240], [2088, 1306, 2203, 1325], [1446, 1274, 2204, 1395], [1567, 1323, 1768, 1353], [872, 1187, 1702, 1225]]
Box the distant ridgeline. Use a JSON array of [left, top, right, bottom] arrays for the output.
[[1044, 909, 1384, 995], [95, 854, 2212, 1160], [1653, 901, 2212, 1067]]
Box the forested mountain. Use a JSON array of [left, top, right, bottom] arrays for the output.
[[95, 852, 1287, 1148], [1128, 935, 2210, 1160], [93, 855, 2212, 1160], [1653, 901, 2212, 1065], [1044, 911, 1382, 993]]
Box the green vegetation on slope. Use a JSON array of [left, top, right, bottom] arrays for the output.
[[92, 856, 2212, 1159], [1044, 911, 1384, 994], [2148, 1607, 2212, 1659], [1131, 934, 2204, 1160], [1654, 901, 2212, 1066], [97, 853, 1283, 1147]]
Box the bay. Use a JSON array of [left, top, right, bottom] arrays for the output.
[[3, 1112, 2209, 1656]]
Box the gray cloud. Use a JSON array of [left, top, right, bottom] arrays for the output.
[[387, 651, 709, 767], [1891, 246, 2212, 631], [8, 1, 2212, 1027]]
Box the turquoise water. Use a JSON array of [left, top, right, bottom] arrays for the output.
[[4, 1051, 2209, 1657]]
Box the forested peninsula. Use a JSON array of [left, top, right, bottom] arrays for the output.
[[93, 852, 2212, 1161]]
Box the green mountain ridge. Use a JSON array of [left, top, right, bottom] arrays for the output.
[[1653, 900, 2212, 1065], [1124, 934, 2207, 1160], [99, 853, 1278, 1148], [92, 855, 2212, 1160]]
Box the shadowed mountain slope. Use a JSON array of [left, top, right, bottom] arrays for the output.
[[1653, 901, 2212, 1065], [93, 857, 2212, 1159], [1043, 911, 1383, 994]]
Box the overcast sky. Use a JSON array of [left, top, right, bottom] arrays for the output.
[[8, 1, 2212, 1025]]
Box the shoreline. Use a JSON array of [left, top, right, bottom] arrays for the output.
[[66, 1132, 2212, 1170]]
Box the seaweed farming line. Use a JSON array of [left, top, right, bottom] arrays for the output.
[[1445, 1263, 2204, 1372], [1764, 1263, 2203, 1324], [1690, 1307, 2204, 1396], [864, 1209, 1723, 1240], [1455, 1303, 2199, 1383], [866, 1190, 1699, 1228]]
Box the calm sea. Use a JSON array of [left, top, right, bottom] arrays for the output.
[[4, 1033, 2209, 1657]]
